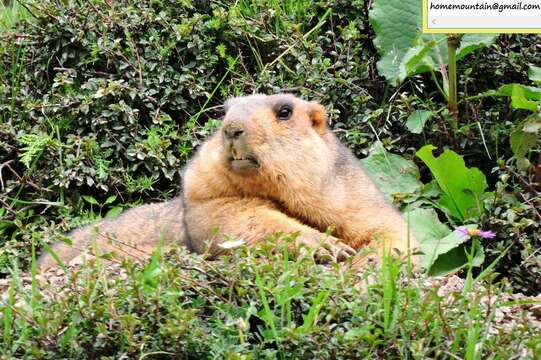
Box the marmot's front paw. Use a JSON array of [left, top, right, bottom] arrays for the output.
[[296, 235, 356, 263]]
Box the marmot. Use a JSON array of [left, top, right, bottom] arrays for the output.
[[38, 94, 417, 270]]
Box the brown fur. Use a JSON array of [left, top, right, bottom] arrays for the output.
[[38, 198, 184, 269], [38, 94, 417, 270]]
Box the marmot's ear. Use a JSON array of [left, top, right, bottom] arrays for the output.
[[308, 102, 327, 134], [223, 98, 235, 116]]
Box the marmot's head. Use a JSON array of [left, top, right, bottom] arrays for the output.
[[221, 94, 330, 178]]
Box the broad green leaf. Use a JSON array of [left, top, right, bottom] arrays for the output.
[[105, 206, 123, 219], [408, 209, 484, 275], [511, 84, 539, 112], [511, 97, 538, 112], [528, 65, 541, 83], [421, 179, 442, 198], [416, 145, 487, 221], [361, 144, 481, 274], [405, 110, 434, 134], [428, 241, 485, 276], [370, 0, 421, 85], [361, 142, 422, 201], [498, 83, 541, 101], [104, 195, 117, 205], [399, 42, 436, 82], [407, 208, 449, 246], [510, 130, 538, 158], [370, 0, 496, 85], [425, 231, 473, 275], [455, 35, 497, 60], [406, 208, 451, 269], [82, 195, 99, 205]]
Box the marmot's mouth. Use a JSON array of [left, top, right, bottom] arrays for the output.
[[228, 155, 259, 174]]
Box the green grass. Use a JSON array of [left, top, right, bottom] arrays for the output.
[[233, 0, 316, 35], [1, 235, 539, 359], [0, 0, 34, 31]]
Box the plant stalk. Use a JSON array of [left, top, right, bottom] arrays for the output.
[[447, 34, 461, 132]]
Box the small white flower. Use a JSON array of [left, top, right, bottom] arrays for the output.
[[218, 239, 245, 249]]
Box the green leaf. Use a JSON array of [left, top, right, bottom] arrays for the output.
[[510, 130, 538, 158], [421, 180, 442, 198], [416, 145, 487, 221], [406, 208, 451, 269], [425, 231, 473, 275], [39, 238, 68, 272], [408, 210, 484, 275], [361, 142, 422, 201], [407, 208, 450, 246], [104, 195, 117, 205], [511, 96, 538, 112], [298, 290, 329, 334], [18, 133, 54, 169], [405, 110, 434, 134], [456, 35, 497, 60], [369, 0, 421, 85], [370, 0, 496, 85], [511, 84, 539, 112], [105, 206, 123, 219], [360, 144, 480, 274], [498, 83, 541, 101], [428, 241, 485, 276], [399, 42, 436, 82], [528, 65, 541, 83], [82, 195, 99, 205], [139, 253, 163, 293]]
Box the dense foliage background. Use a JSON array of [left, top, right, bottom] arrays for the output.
[[0, 0, 539, 295]]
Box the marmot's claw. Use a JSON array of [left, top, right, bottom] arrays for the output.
[[314, 251, 334, 264], [338, 243, 357, 257], [296, 237, 341, 263], [323, 239, 356, 260], [314, 238, 356, 263], [336, 249, 350, 262]]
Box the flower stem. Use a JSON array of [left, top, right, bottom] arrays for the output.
[[447, 34, 461, 133]]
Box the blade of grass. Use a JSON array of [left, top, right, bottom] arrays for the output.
[[298, 290, 329, 334]]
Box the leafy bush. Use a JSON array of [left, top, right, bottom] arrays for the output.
[[0, 0, 539, 294]]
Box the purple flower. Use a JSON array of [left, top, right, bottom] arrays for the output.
[[455, 226, 496, 239]]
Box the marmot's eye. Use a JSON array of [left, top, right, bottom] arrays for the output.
[[277, 105, 293, 120]]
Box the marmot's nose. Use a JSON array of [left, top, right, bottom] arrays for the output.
[[224, 125, 244, 140]]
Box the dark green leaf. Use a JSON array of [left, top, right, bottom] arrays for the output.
[[510, 130, 538, 158], [428, 241, 485, 276], [82, 195, 99, 206], [405, 110, 434, 134], [361, 142, 423, 201], [416, 145, 488, 221]]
